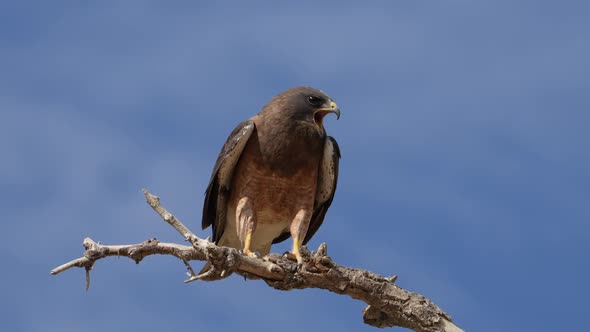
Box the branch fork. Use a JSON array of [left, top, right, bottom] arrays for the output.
[[51, 189, 463, 332]]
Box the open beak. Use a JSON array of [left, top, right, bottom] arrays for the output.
[[314, 101, 341, 129]]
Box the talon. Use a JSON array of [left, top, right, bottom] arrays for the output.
[[295, 263, 303, 272], [295, 253, 303, 265], [242, 249, 257, 257]]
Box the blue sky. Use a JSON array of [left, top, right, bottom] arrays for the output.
[[2, 1, 589, 331]]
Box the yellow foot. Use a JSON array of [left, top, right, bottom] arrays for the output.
[[242, 249, 259, 258], [241, 232, 259, 258], [290, 236, 304, 265], [283, 251, 303, 265], [282, 251, 303, 272]]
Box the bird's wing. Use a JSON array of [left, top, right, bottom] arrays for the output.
[[304, 136, 341, 244], [202, 120, 256, 243], [272, 136, 341, 245]]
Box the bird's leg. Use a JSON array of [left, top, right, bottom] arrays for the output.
[[236, 197, 257, 257], [289, 209, 311, 265]]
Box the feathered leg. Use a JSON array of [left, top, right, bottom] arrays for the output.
[[236, 197, 257, 257]]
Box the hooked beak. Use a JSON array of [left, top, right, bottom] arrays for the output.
[[314, 101, 341, 128], [327, 101, 341, 120]]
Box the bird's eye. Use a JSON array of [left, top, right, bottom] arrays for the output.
[[307, 95, 323, 107]]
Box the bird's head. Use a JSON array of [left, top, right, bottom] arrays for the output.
[[261, 86, 340, 133]]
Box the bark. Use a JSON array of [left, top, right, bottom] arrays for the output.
[[51, 190, 463, 332]]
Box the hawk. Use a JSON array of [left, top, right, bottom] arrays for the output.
[[202, 86, 340, 268]]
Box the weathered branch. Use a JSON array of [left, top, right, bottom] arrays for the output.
[[52, 190, 463, 332]]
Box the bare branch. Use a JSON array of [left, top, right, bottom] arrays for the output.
[[52, 190, 463, 332], [143, 189, 198, 242], [51, 256, 92, 276]]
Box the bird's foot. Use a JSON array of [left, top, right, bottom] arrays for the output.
[[241, 248, 260, 258], [282, 251, 304, 272], [282, 250, 296, 261]]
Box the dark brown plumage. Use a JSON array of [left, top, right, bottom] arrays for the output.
[[202, 86, 340, 265]]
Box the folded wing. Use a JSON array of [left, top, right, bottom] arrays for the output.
[[202, 120, 256, 243]]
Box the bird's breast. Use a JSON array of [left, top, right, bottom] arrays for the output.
[[229, 134, 320, 224]]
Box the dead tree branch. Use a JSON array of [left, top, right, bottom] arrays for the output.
[[51, 190, 463, 332]]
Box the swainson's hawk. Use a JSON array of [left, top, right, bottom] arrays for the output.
[[202, 86, 340, 268]]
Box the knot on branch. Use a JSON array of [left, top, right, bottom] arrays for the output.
[[186, 245, 243, 282], [208, 245, 240, 274], [309, 243, 336, 272], [128, 238, 160, 263], [315, 242, 328, 257], [82, 237, 107, 261], [363, 305, 399, 328]]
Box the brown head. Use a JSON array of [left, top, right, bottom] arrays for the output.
[[255, 86, 340, 174], [259, 86, 340, 136]]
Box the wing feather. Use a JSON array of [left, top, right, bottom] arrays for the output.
[[304, 136, 340, 244], [202, 120, 255, 243]]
